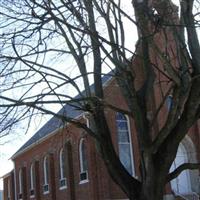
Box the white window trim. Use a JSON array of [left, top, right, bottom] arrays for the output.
[[79, 170, 89, 184], [43, 156, 48, 186], [79, 139, 87, 173], [126, 115, 135, 176], [79, 178, 89, 185], [59, 183, 67, 190], [59, 178, 67, 189], [43, 156, 49, 194], [79, 138, 89, 183], [30, 163, 34, 190], [8, 178, 11, 198], [43, 188, 50, 195], [117, 113, 135, 176], [86, 118, 89, 128], [30, 163, 35, 198], [83, 112, 90, 128], [43, 183, 49, 194], [59, 148, 67, 189], [59, 148, 64, 179], [30, 194, 35, 198], [19, 168, 22, 194]]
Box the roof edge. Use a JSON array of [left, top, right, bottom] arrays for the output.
[[11, 112, 85, 160], [1, 170, 14, 179], [11, 127, 59, 160], [11, 74, 114, 160]]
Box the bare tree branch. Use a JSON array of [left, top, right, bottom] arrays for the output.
[[166, 162, 200, 183]]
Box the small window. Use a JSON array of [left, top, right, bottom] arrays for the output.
[[30, 163, 35, 197], [43, 156, 49, 193], [116, 113, 135, 176], [79, 138, 88, 183], [59, 148, 67, 189]]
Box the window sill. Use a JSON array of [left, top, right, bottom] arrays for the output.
[[79, 179, 89, 184], [43, 184, 49, 194], [30, 195, 35, 198], [43, 191, 49, 195], [59, 185, 67, 190]]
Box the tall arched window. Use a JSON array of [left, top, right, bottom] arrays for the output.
[[7, 178, 11, 199], [30, 163, 35, 196], [79, 138, 88, 182], [59, 148, 67, 188], [18, 168, 23, 199], [43, 156, 49, 193], [116, 112, 135, 176], [170, 143, 191, 194]]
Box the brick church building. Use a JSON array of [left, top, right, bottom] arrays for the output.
[[2, 4, 200, 200], [3, 55, 200, 200]]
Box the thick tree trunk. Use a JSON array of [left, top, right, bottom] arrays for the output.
[[137, 156, 166, 200], [91, 100, 171, 200], [139, 178, 165, 200]]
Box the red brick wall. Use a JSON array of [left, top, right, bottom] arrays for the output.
[[3, 171, 15, 200], [8, 75, 200, 200], [12, 127, 112, 199]]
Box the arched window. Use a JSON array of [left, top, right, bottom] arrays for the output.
[[18, 168, 23, 199], [19, 169, 22, 194], [116, 112, 135, 176], [170, 143, 192, 194], [30, 163, 35, 196], [79, 138, 88, 182], [43, 156, 49, 193], [170, 136, 199, 196], [7, 178, 11, 199], [59, 148, 67, 188]]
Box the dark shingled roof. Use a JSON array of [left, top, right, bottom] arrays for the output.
[[13, 104, 83, 157], [12, 72, 114, 158]]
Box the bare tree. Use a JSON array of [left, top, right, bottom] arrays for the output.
[[0, 0, 200, 199]]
